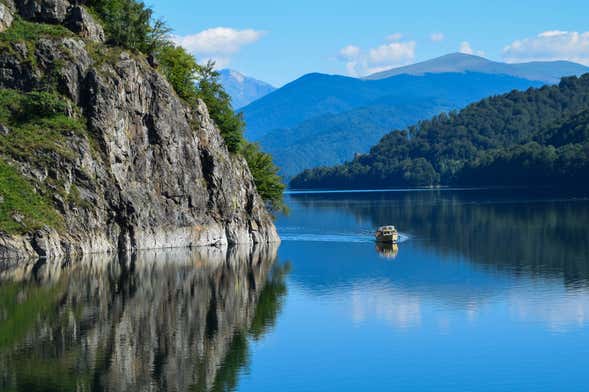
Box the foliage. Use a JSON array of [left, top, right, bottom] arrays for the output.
[[157, 43, 200, 102], [195, 62, 245, 152], [87, 0, 170, 53], [291, 74, 589, 189], [241, 143, 287, 213]]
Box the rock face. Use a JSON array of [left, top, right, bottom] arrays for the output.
[[0, 1, 14, 32], [65, 5, 105, 42], [0, 0, 279, 260]]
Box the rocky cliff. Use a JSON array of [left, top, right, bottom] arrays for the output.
[[0, 0, 279, 260]]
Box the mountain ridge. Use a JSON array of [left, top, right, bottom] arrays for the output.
[[364, 52, 589, 83]]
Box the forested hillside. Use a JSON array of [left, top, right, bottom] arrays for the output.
[[243, 72, 545, 177], [290, 74, 589, 189]]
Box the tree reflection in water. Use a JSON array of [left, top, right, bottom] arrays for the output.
[[291, 189, 589, 285], [0, 243, 288, 392]]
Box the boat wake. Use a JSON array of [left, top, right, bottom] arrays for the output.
[[279, 231, 410, 244]]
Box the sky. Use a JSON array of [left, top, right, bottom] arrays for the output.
[[150, 0, 589, 86]]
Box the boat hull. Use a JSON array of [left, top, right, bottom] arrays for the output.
[[375, 233, 399, 244]]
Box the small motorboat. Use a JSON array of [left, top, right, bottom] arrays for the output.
[[375, 225, 399, 244]]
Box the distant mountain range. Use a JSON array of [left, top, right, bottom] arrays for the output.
[[219, 69, 276, 109], [290, 74, 589, 190], [237, 53, 589, 178], [365, 52, 589, 84]]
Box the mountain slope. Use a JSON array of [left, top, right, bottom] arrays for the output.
[[241, 71, 546, 141], [290, 74, 589, 189], [365, 53, 589, 84], [252, 72, 544, 177], [219, 69, 275, 109]]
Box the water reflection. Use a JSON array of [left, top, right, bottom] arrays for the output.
[[288, 189, 589, 285], [375, 243, 399, 259], [0, 243, 287, 392]]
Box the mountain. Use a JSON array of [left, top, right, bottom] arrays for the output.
[[290, 74, 589, 190], [365, 53, 589, 84], [242, 54, 588, 179], [0, 0, 278, 260], [243, 72, 544, 177], [241, 71, 546, 141], [219, 69, 276, 109]]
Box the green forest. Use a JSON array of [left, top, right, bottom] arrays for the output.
[[290, 74, 589, 189]]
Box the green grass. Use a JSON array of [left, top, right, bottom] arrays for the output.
[[0, 89, 86, 163], [0, 89, 91, 234], [0, 158, 64, 234], [0, 17, 74, 43]]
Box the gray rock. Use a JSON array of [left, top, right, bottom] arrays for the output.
[[66, 6, 104, 43], [0, 2, 14, 32], [0, 28, 279, 261], [0, 123, 9, 135], [16, 0, 71, 23]]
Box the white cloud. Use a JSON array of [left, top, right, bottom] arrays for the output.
[[339, 45, 361, 60], [431, 32, 445, 42], [173, 27, 266, 68], [387, 33, 403, 42], [459, 41, 485, 56], [338, 36, 416, 77], [503, 31, 589, 65], [369, 41, 416, 65]]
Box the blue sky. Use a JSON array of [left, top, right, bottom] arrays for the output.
[[151, 0, 589, 86]]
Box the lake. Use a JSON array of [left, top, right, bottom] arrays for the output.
[[1, 188, 589, 391]]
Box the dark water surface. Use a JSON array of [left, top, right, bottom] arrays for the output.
[[1, 189, 589, 391]]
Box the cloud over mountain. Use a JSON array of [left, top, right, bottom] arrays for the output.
[[338, 34, 416, 76], [173, 27, 266, 68], [503, 31, 589, 65], [459, 41, 485, 56]]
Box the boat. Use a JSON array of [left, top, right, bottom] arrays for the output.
[[375, 225, 399, 244]]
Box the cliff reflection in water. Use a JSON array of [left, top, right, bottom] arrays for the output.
[[290, 189, 589, 284], [0, 243, 287, 392]]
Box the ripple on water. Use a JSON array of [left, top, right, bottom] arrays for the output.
[[279, 231, 411, 243]]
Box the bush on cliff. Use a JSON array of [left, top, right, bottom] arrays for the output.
[[241, 143, 287, 214], [87, 0, 169, 53]]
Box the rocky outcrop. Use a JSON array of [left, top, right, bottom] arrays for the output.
[[65, 5, 105, 42], [16, 0, 69, 23], [0, 1, 14, 32], [0, 0, 279, 260]]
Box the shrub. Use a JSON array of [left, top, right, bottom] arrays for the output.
[[157, 43, 199, 102], [195, 62, 245, 153], [87, 0, 169, 53], [241, 142, 287, 214]]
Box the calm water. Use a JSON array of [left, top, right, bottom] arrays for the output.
[[1, 188, 589, 391]]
